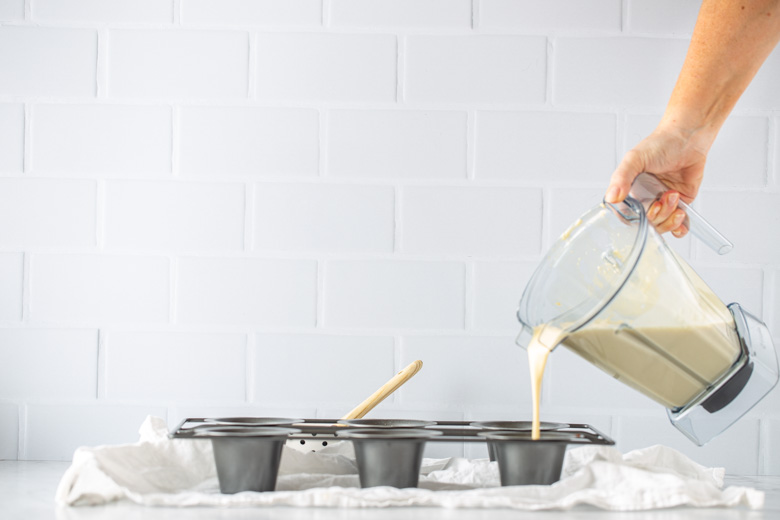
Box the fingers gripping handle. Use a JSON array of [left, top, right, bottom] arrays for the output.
[[629, 173, 733, 255]]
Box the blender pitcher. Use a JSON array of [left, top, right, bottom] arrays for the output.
[[516, 174, 779, 446]]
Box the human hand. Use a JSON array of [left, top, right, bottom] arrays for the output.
[[604, 126, 709, 238]]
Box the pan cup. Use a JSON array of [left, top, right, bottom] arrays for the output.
[[470, 421, 567, 461], [194, 426, 300, 494], [203, 417, 303, 427], [480, 431, 579, 486], [339, 428, 442, 488], [338, 419, 436, 429]]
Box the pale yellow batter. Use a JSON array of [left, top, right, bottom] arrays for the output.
[[527, 325, 565, 440]]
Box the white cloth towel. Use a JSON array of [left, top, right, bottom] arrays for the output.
[[55, 416, 764, 511]]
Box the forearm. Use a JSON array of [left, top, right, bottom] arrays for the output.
[[660, 0, 780, 151]]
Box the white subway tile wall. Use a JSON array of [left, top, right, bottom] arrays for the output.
[[253, 183, 395, 252], [0, 104, 23, 172], [736, 46, 780, 110], [176, 257, 317, 327], [479, 0, 622, 32], [109, 30, 249, 99], [105, 331, 247, 401], [0, 329, 98, 399], [474, 111, 616, 181], [178, 106, 319, 177], [0, 253, 23, 321], [614, 414, 763, 476], [627, 0, 699, 36], [253, 334, 395, 405], [30, 254, 170, 324], [399, 336, 528, 409], [554, 38, 688, 107], [104, 181, 246, 251], [323, 260, 465, 329], [472, 261, 538, 332], [771, 268, 780, 337], [327, 109, 467, 179], [0, 179, 97, 247], [0, 27, 97, 97], [25, 404, 168, 460], [181, 0, 321, 27], [400, 186, 542, 255], [255, 33, 397, 103], [405, 35, 547, 104], [331, 0, 471, 29], [33, 0, 174, 24], [32, 104, 172, 176], [0, 403, 18, 459], [765, 419, 780, 474], [2, 0, 779, 476], [0, 0, 23, 21]]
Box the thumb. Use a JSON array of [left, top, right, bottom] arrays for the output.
[[605, 150, 644, 203]]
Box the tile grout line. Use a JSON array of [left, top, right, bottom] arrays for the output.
[[316, 259, 326, 328], [171, 105, 181, 177], [396, 34, 406, 104], [322, 0, 331, 28], [393, 336, 403, 405], [245, 332, 255, 403], [539, 187, 549, 255], [22, 103, 32, 174], [243, 182, 255, 252], [393, 184, 403, 253], [464, 261, 475, 331], [21, 252, 31, 323], [758, 418, 768, 475], [247, 31, 257, 99], [17, 403, 27, 461], [96, 27, 108, 99], [319, 109, 328, 178], [766, 115, 776, 189], [761, 267, 770, 330], [173, 0, 181, 25], [96, 179, 106, 249], [621, 0, 629, 33], [545, 36, 554, 107], [169, 256, 178, 325], [96, 329, 107, 399], [466, 111, 476, 180]]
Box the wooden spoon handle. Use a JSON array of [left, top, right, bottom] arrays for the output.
[[341, 360, 423, 420]]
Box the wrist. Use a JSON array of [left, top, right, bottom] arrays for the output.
[[656, 110, 720, 156]]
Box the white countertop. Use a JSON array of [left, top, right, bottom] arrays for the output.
[[2, 461, 779, 520]]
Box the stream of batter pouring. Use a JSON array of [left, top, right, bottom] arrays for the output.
[[527, 325, 566, 440]]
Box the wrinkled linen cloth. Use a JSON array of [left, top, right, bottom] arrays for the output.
[[56, 416, 763, 511]]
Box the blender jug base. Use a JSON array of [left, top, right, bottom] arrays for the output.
[[668, 303, 779, 446], [701, 359, 753, 413]]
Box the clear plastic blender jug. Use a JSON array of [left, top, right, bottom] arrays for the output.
[[516, 174, 779, 446]]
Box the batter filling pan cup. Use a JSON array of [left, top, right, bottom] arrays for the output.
[[470, 421, 567, 461], [481, 431, 581, 486]]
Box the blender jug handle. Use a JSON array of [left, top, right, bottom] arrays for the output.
[[629, 173, 733, 255]]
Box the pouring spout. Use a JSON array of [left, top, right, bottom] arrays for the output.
[[516, 323, 567, 352]]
